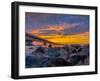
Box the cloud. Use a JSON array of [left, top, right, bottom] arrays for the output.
[[30, 23, 82, 36], [47, 25, 64, 31], [26, 12, 89, 35], [31, 30, 44, 36], [26, 12, 50, 23]]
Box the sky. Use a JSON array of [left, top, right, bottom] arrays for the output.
[[25, 12, 89, 44]]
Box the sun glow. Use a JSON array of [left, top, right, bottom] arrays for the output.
[[39, 32, 89, 44]]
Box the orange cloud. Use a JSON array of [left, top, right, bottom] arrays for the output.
[[30, 23, 81, 36], [30, 24, 65, 36], [47, 25, 64, 31], [31, 30, 39, 34], [31, 30, 44, 36], [46, 23, 80, 31]]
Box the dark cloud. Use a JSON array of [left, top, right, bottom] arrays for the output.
[[25, 12, 89, 35]]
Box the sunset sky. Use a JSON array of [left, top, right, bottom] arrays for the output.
[[25, 12, 89, 44]]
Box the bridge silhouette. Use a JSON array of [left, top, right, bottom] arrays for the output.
[[26, 32, 62, 46]]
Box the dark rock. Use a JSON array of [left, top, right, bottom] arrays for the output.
[[53, 58, 72, 66]]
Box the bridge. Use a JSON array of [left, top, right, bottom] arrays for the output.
[[26, 32, 61, 47]]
